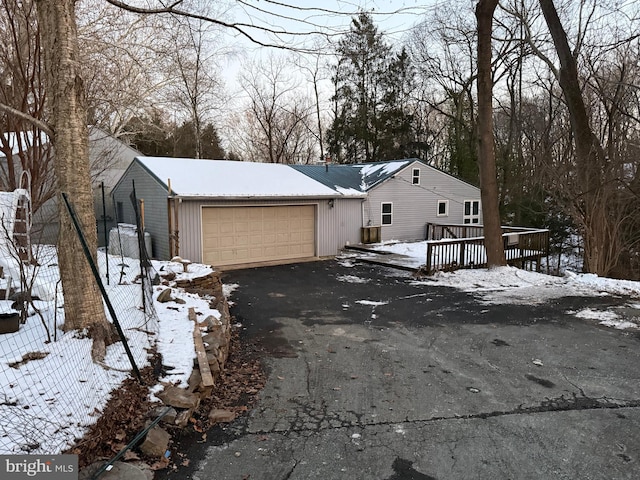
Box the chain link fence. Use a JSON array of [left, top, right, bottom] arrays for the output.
[[0, 190, 158, 454]]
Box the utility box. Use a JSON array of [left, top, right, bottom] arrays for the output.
[[108, 223, 152, 259]]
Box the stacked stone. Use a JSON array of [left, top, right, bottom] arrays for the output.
[[140, 271, 235, 459]]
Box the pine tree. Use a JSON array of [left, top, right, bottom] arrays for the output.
[[327, 12, 418, 164]]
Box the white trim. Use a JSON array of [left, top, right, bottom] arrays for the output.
[[437, 199, 449, 217], [412, 168, 420, 185], [199, 203, 319, 265], [381, 202, 393, 226], [463, 200, 481, 224]]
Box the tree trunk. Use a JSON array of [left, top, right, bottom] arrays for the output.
[[476, 0, 506, 268], [35, 0, 114, 361], [538, 0, 609, 275]]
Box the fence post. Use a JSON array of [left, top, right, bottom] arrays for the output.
[[459, 241, 466, 268], [61, 193, 142, 382], [101, 182, 109, 285], [426, 242, 432, 274]]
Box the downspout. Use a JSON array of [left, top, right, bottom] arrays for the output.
[[167, 178, 175, 258]]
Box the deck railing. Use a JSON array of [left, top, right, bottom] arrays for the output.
[[424, 223, 550, 275]]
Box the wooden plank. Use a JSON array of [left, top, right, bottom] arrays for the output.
[[189, 307, 215, 387]]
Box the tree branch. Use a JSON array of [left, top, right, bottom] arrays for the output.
[[0, 103, 53, 138], [104, 0, 330, 52]]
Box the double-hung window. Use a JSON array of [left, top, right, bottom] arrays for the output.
[[412, 168, 420, 185], [381, 202, 393, 225], [463, 200, 480, 224]]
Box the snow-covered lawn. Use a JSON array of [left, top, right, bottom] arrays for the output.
[[0, 251, 219, 455]]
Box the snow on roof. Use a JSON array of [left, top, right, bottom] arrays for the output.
[[291, 160, 412, 193], [136, 157, 341, 198], [359, 160, 411, 190]]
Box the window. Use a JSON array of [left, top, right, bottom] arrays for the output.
[[412, 168, 420, 185], [381, 202, 393, 225], [437, 200, 449, 217], [463, 200, 480, 224]]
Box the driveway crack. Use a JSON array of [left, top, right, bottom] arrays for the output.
[[248, 394, 640, 437]]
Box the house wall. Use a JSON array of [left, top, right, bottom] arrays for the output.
[[111, 161, 170, 259], [362, 161, 483, 242], [176, 197, 363, 264], [89, 130, 141, 247], [31, 198, 59, 244]]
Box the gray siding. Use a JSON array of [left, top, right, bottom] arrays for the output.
[[175, 197, 362, 264], [111, 162, 170, 259], [363, 161, 482, 242], [31, 198, 59, 244], [89, 131, 141, 247]]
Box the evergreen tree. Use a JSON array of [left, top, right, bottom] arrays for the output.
[[327, 12, 419, 164], [124, 111, 173, 157], [171, 121, 226, 159]]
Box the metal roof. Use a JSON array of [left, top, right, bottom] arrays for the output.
[[291, 159, 414, 194], [132, 157, 351, 198]]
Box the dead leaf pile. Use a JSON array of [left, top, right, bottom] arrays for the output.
[[65, 329, 266, 473]]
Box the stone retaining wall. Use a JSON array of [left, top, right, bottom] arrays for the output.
[[140, 271, 233, 457]]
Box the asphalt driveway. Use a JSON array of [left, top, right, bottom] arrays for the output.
[[193, 259, 640, 480]]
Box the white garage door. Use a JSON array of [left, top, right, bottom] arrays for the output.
[[202, 205, 316, 266]]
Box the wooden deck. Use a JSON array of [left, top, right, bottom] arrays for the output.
[[424, 223, 550, 275]]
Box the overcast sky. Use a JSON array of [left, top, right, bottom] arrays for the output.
[[226, 0, 439, 52]]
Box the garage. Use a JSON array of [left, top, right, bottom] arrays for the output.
[[201, 205, 316, 267]]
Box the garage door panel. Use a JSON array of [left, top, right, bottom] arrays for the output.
[[262, 233, 276, 243], [202, 205, 316, 266]]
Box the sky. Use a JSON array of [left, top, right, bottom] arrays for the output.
[[225, 0, 438, 51], [2, 240, 639, 454], [215, 0, 444, 146]]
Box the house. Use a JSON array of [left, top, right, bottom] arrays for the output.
[[89, 128, 143, 245], [0, 128, 141, 245], [292, 159, 483, 242], [111, 157, 482, 268], [111, 157, 365, 267]]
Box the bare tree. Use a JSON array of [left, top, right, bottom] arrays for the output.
[[77, 0, 170, 138], [294, 47, 330, 162], [533, 0, 639, 276], [409, 3, 479, 177], [236, 54, 317, 164], [161, 12, 227, 159], [34, 0, 115, 361], [0, 0, 56, 219]]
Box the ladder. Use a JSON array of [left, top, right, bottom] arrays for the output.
[[12, 171, 32, 263]]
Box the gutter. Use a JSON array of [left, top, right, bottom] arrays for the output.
[[170, 194, 366, 201]]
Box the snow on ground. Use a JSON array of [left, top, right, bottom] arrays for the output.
[[3, 239, 639, 455], [345, 240, 640, 331], [355, 300, 388, 306], [372, 240, 426, 265], [337, 274, 370, 284], [0, 251, 219, 455]]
